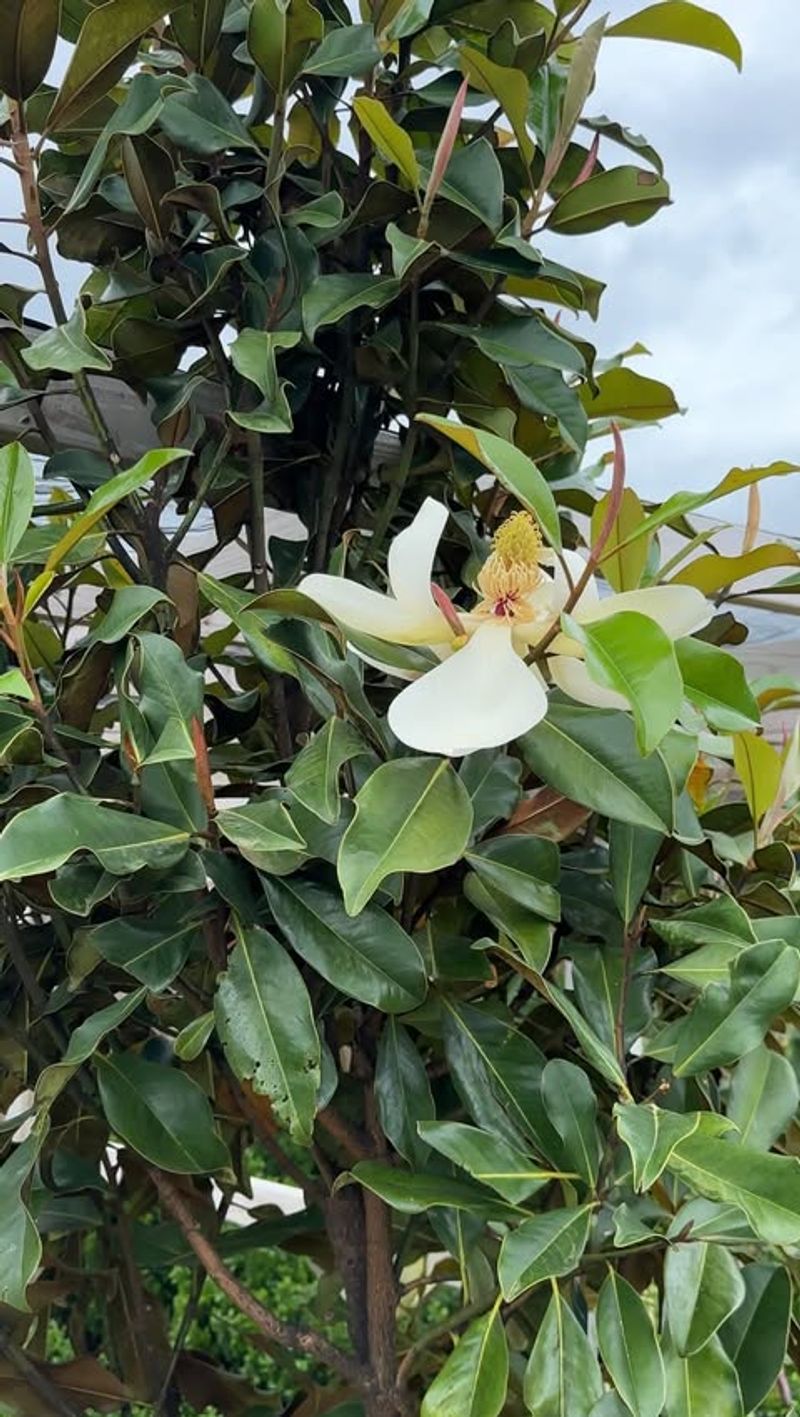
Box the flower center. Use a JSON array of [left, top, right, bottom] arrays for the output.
[[476, 511, 545, 620]]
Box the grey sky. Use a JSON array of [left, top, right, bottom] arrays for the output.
[[1, 3, 796, 531]]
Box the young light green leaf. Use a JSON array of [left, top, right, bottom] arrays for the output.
[[174, 1011, 215, 1063], [337, 756, 472, 915], [0, 442, 35, 565], [23, 307, 112, 376], [215, 924, 320, 1145], [42, 449, 187, 576], [614, 1102, 731, 1192], [421, 1306, 508, 1417], [563, 610, 683, 755], [353, 95, 420, 190], [597, 1270, 665, 1417], [676, 639, 760, 732], [96, 1053, 230, 1174], [607, 2, 742, 70], [229, 329, 301, 434]]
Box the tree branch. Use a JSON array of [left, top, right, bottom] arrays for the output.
[[149, 1167, 364, 1386]]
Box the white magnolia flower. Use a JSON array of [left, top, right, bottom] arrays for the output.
[[300, 498, 709, 756]]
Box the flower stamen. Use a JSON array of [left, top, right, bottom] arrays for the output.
[[476, 511, 545, 619]]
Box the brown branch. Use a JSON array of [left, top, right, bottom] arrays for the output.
[[149, 1168, 364, 1385], [0, 1327, 78, 1417], [318, 1103, 372, 1161]]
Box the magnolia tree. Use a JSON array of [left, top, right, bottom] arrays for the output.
[[0, 2, 799, 1416]]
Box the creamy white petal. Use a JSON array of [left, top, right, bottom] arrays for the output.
[[387, 621, 548, 755], [387, 497, 449, 618], [299, 574, 449, 646], [575, 584, 710, 639], [549, 654, 631, 711], [549, 549, 600, 616]]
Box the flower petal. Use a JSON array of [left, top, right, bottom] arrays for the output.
[[388, 497, 449, 616], [544, 549, 600, 616], [388, 621, 548, 756], [549, 654, 631, 711], [300, 574, 449, 646], [576, 584, 710, 640]]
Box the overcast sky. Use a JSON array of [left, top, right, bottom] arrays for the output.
[[1, 2, 796, 530]]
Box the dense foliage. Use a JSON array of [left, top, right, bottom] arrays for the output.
[[0, 2, 799, 1416]]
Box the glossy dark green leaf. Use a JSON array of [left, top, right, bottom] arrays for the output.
[[459, 750, 522, 836], [375, 1019, 435, 1166], [539, 979, 628, 1092], [498, 1205, 592, 1299], [286, 716, 367, 823], [215, 923, 320, 1145], [0, 794, 189, 881], [597, 1270, 665, 1417], [421, 1307, 508, 1417], [0, 442, 35, 565], [430, 139, 504, 232], [419, 1121, 562, 1204], [466, 835, 560, 922], [608, 821, 662, 924], [303, 274, 401, 342], [0, 1126, 46, 1312], [158, 75, 257, 155], [727, 1044, 799, 1151], [46, 0, 171, 132], [520, 702, 675, 832], [670, 941, 800, 1077], [570, 942, 655, 1055], [348, 1162, 517, 1220], [665, 1242, 745, 1357], [523, 1291, 602, 1417], [720, 1263, 791, 1413], [663, 1335, 743, 1417], [171, 0, 226, 68], [465, 873, 552, 971], [87, 899, 206, 990], [548, 166, 670, 236], [0, 0, 60, 100], [541, 1060, 600, 1187], [96, 1053, 230, 1174], [615, 1102, 731, 1192], [667, 1134, 800, 1244], [250, 0, 323, 94], [216, 798, 307, 871], [36, 990, 147, 1108], [264, 875, 427, 1012], [303, 22, 382, 76], [337, 757, 472, 915]]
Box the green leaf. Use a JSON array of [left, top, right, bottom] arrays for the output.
[[421, 1306, 508, 1417], [539, 979, 629, 1093], [668, 1133, 800, 1244], [0, 669, 33, 701], [303, 22, 381, 76], [84, 585, 168, 646], [607, 2, 742, 70], [36, 990, 147, 1108], [466, 835, 560, 922], [96, 1053, 230, 1174], [675, 638, 760, 732], [608, 821, 662, 925], [303, 273, 401, 341], [442, 999, 559, 1159], [250, 0, 323, 93], [548, 166, 671, 236], [614, 1103, 731, 1192], [564, 610, 683, 755], [41, 449, 187, 577], [727, 1045, 800, 1151], [506, 364, 589, 456], [23, 306, 112, 375], [720, 1263, 791, 1413], [582, 367, 679, 422], [570, 942, 655, 1056], [337, 757, 473, 916], [171, 0, 226, 68], [46, 0, 171, 132], [229, 329, 301, 435], [215, 923, 320, 1145], [0, 1126, 46, 1311], [0, 442, 35, 565], [592, 487, 650, 591], [461, 48, 533, 163], [216, 799, 307, 871], [417, 417, 562, 547], [0, 794, 189, 882], [651, 895, 755, 951], [264, 875, 427, 1012], [597, 1271, 665, 1417], [520, 701, 676, 832], [524, 1291, 602, 1417], [87, 900, 206, 990], [460, 750, 521, 836], [431, 138, 504, 232], [375, 1019, 435, 1167], [286, 717, 366, 823], [65, 72, 166, 212], [498, 1206, 592, 1299], [465, 874, 552, 971], [158, 75, 258, 155], [349, 1161, 517, 1219], [353, 95, 420, 190], [732, 730, 782, 826], [0, 0, 60, 101], [541, 1060, 600, 1187], [663, 1335, 743, 1417], [670, 941, 800, 1077], [419, 1121, 562, 1204], [174, 1011, 215, 1063], [665, 1242, 745, 1357]]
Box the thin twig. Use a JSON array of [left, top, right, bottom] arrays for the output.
[[149, 1167, 364, 1385]]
